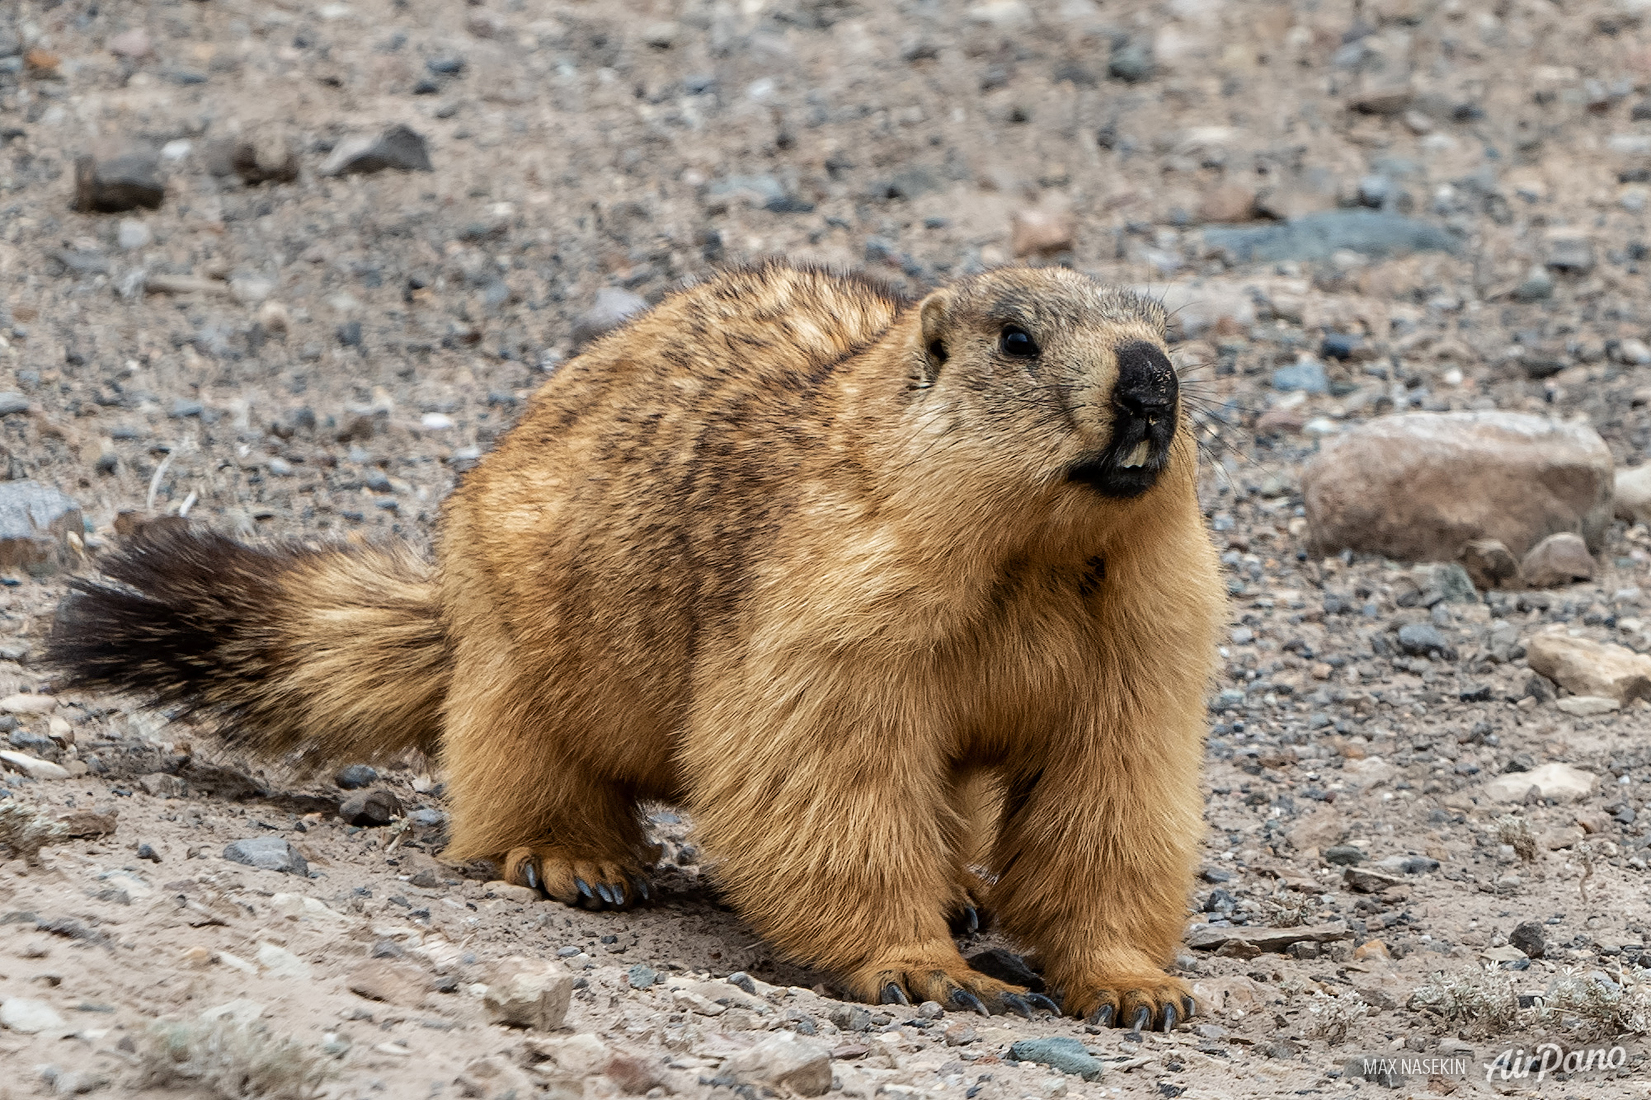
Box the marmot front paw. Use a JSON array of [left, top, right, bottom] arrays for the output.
[[503, 845, 658, 910], [1063, 973, 1196, 1032]]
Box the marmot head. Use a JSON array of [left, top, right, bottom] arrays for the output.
[[910, 267, 1179, 500]]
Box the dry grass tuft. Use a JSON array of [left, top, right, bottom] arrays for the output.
[[1409, 967, 1519, 1032], [1537, 969, 1651, 1040], [1306, 989, 1369, 1044], [136, 1018, 332, 1100]]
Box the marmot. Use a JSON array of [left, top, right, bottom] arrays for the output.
[[49, 261, 1224, 1030]]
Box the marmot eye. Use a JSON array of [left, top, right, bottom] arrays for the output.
[[1000, 327, 1039, 357]]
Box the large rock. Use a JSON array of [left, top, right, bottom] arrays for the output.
[[1618, 464, 1651, 525], [0, 481, 82, 574], [1303, 412, 1613, 562], [320, 125, 432, 176], [722, 1034, 833, 1097], [484, 958, 573, 1030], [1525, 633, 1651, 704], [1480, 763, 1597, 804], [222, 836, 309, 875], [1520, 532, 1595, 588]]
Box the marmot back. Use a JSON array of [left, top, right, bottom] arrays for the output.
[[51, 261, 1223, 1031]]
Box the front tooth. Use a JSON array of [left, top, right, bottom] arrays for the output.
[[1121, 440, 1151, 468]]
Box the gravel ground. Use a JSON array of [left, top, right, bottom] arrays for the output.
[[4, 0, 1651, 1097]]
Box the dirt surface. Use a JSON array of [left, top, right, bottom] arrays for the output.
[[4, 0, 1651, 1097]]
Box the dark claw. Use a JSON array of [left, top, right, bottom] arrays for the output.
[[1089, 1005, 1115, 1027], [962, 907, 978, 934], [1181, 996, 1197, 1021], [596, 881, 617, 906], [1130, 1006, 1151, 1032], [1000, 993, 1033, 1019], [575, 877, 596, 903], [950, 988, 990, 1017], [879, 982, 910, 1006], [632, 876, 651, 903], [522, 861, 539, 892], [1160, 1003, 1178, 1033], [610, 880, 626, 907], [1026, 993, 1062, 1015]]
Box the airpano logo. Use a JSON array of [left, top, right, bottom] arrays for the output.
[[1485, 1043, 1629, 1083]]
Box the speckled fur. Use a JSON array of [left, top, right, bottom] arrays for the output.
[[50, 261, 1224, 1022]]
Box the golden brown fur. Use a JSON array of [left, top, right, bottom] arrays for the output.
[[50, 261, 1224, 1027]]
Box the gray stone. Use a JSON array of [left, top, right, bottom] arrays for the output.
[[571, 287, 648, 347], [1271, 359, 1330, 395], [339, 788, 402, 827], [116, 220, 151, 250], [319, 125, 432, 177], [1428, 563, 1479, 604], [0, 481, 82, 574], [1009, 1037, 1103, 1080], [1323, 845, 1367, 866], [335, 764, 378, 789], [0, 393, 29, 416], [222, 836, 309, 875], [1397, 622, 1450, 657], [1108, 38, 1154, 83], [625, 964, 659, 990], [827, 1004, 872, 1032], [73, 151, 165, 213], [1512, 266, 1554, 301], [1203, 211, 1457, 264], [1544, 232, 1595, 274]]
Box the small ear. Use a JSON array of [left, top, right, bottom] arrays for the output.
[[915, 290, 950, 388]]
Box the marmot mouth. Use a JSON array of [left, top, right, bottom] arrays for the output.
[[1066, 411, 1176, 499]]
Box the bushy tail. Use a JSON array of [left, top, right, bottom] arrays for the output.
[[48, 523, 449, 771]]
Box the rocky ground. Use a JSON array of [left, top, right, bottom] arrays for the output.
[[4, 0, 1651, 1096]]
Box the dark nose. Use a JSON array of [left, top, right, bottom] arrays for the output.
[[1114, 341, 1178, 418]]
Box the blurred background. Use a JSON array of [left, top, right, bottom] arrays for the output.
[[2, 0, 1648, 545]]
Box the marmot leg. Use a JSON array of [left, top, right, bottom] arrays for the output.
[[685, 671, 1055, 1017], [439, 638, 657, 910], [946, 771, 1004, 936], [988, 698, 1205, 1032]]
